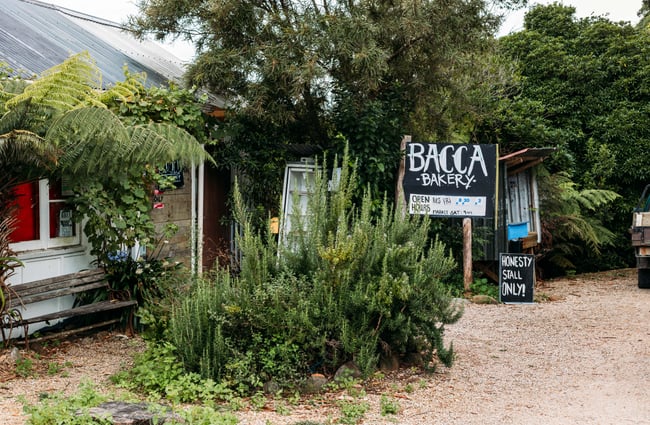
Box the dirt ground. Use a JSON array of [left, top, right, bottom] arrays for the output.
[[0, 268, 648, 425]]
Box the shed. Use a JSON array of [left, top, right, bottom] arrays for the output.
[[474, 147, 555, 280]]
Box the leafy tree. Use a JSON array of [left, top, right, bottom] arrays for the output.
[[492, 4, 650, 191], [474, 4, 650, 272], [638, 0, 650, 27], [130, 0, 527, 205]]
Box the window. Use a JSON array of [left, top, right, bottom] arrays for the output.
[[279, 161, 316, 248], [279, 160, 340, 249], [9, 179, 80, 251]]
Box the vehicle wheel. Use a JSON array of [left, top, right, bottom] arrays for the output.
[[639, 269, 650, 289]]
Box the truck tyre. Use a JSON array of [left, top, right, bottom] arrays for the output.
[[639, 269, 650, 289]]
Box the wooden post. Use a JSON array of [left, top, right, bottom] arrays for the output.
[[395, 135, 411, 217], [463, 217, 472, 292]]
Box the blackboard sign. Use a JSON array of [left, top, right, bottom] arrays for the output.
[[402, 143, 498, 218], [499, 253, 535, 303]]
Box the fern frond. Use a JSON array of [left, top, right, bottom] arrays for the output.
[[126, 125, 176, 167], [545, 251, 577, 270], [0, 98, 61, 135], [138, 122, 214, 166], [557, 215, 602, 252], [5, 52, 105, 113], [0, 79, 28, 95], [0, 79, 29, 110], [46, 107, 130, 178], [99, 72, 147, 105], [0, 129, 56, 184], [571, 189, 620, 211]]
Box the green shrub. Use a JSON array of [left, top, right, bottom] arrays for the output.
[[166, 147, 461, 393], [22, 382, 109, 425], [23, 380, 238, 425], [337, 399, 369, 424], [470, 276, 499, 299], [380, 394, 400, 416], [111, 341, 236, 404]]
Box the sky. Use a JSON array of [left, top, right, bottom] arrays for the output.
[[498, 0, 642, 36], [46, 0, 643, 59]]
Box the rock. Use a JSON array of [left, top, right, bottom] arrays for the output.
[[302, 373, 328, 394], [263, 379, 281, 395], [113, 334, 129, 340], [379, 353, 400, 373], [452, 297, 470, 305], [470, 294, 498, 304], [402, 352, 424, 368], [333, 361, 362, 382], [9, 347, 21, 363], [85, 401, 181, 425]]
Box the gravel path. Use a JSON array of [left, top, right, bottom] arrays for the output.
[[1, 268, 648, 424]]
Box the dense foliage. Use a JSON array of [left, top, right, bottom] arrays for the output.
[[130, 0, 527, 207], [164, 150, 460, 393], [0, 53, 211, 276], [474, 4, 650, 273]]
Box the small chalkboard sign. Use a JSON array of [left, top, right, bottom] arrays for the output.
[[499, 253, 535, 303]]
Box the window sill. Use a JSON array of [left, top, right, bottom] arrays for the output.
[[14, 245, 89, 261]]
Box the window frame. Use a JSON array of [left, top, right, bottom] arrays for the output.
[[9, 179, 81, 252]]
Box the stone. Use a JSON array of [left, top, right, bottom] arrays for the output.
[[470, 294, 498, 304], [379, 353, 400, 373], [85, 401, 181, 425], [263, 379, 281, 395], [302, 373, 328, 394], [9, 347, 21, 363], [333, 361, 362, 382]]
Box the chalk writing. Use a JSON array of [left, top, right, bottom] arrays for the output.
[[408, 194, 487, 216], [501, 255, 534, 268], [501, 282, 527, 297], [499, 253, 535, 303], [417, 173, 476, 189], [402, 143, 497, 218], [407, 144, 488, 177]]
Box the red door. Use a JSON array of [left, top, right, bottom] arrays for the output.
[[9, 181, 40, 242]]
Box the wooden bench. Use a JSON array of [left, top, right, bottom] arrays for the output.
[[1, 268, 137, 347]]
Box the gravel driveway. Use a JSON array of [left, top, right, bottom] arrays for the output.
[[1, 268, 648, 424]]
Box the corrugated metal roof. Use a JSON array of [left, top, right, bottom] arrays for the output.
[[0, 0, 186, 87]]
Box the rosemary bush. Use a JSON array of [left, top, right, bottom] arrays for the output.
[[168, 148, 461, 391]]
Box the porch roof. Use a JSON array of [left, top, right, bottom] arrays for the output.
[[500, 147, 556, 175]]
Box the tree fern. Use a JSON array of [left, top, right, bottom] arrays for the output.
[[538, 169, 620, 272], [0, 79, 28, 110], [98, 70, 146, 105], [1, 52, 214, 277], [45, 107, 130, 179], [139, 123, 214, 166], [0, 129, 56, 184], [5, 52, 104, 112], [0, 98, 60, 136]]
